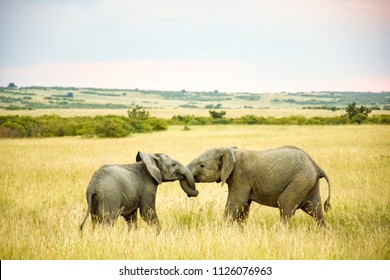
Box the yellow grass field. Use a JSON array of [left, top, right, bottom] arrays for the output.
[[0, 125, 389, 259]]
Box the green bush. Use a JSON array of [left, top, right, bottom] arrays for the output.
[[366, 114, 390, 124], [0, 113, 388, 138], [209, 110, 226, 119], [0, 116, 40, 137], [345, 102, 372, 120], [352, 113, 368, 124], [0, 114, 169, 138], [95, 116, 130, 138], [234, 115, 268, 125], [146, 117, 168, 131]]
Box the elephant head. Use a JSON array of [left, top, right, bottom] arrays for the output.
[[186, 148, 236, 186], [136, 152, 198, 197]]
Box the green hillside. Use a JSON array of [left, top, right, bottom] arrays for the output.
[[1, 85, 389, 111]]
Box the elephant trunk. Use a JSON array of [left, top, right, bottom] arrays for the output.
[[179, 166, 198, 197]]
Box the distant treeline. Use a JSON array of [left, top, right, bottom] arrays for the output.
[[0, 115, 167, 138], [171, 114, 390, 126], [3, 86, 390, 110], [1, 113, 390, 138]]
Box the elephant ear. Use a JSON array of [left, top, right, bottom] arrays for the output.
[[136, 151, 163, 184], [219, 148, 235, 187]]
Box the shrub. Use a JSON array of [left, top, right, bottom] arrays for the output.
[[0, 113, 388, 138], [209, 110, 226, 119], [234, 115, 268, 125], [366, 114, 390, 124], [352, 113, 368, 124], [0, 116, 41, 137], [211, 117, 232, 125], [95, 116, 131, 138], [345, 102, 372, 120], [146, 118, 168, 131]]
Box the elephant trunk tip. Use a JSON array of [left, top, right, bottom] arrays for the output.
[[187, 189, 199, 197], [179, 178, 198, 197]]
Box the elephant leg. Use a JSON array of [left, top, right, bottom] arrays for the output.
[[99, 201, 121, 227], [140, 206, 161, 235], [94, 210, 109, 226], [90, 198, 100, 228], [238, 199, 252, 222], [91, 214, 98, 229], [123, 209, 138, 230], [96, 203, 107, 225], [89, 196, 119, 228], [140, 195, 161, 234], [224, 187, 251, 223], [103, 210, 119, 227], [301, 183, 328, 228], [277, 182, 306, 224], [140, 206, 160, 226]]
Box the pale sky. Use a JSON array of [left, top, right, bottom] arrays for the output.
[[1, 0, 389, 93]]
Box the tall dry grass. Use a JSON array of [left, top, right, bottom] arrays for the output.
[[0, 125, 389, 259]]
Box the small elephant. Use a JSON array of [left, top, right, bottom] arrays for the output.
[[80, 152, 198, 230], [185, 146, 331, 227]]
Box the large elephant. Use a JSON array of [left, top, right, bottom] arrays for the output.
[[185, 146, 331, 227], [80, 152, 198, 231]]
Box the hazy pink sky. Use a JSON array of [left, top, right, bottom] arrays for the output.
[[1, 0, 389, 92]]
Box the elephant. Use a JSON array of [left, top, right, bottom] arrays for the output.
[[80, 151, 198, 231], [184, 146, 331, 227]]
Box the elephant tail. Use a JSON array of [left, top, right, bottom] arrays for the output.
[[319, 170, 331, 213], [80, 190, 93, 231]]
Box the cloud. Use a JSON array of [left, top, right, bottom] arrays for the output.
[[3, 58, 388, 92], [0, 0, 389, 92], [0, 59, 258, 91]]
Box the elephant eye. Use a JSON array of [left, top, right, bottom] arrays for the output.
[[200, 164, 205, 168], [172, 163, 176, 167]]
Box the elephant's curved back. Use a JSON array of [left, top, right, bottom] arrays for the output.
[[91, 164, 136, 188], [86, 164, 145, 212], [261, 148, 315, 177]]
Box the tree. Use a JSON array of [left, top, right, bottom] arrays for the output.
[[7, 83, 17, 88], [128, 105, 149, 120], [345, 102, 372, 120], [352, 113, 368, 124], [209, 110, 226, 119]]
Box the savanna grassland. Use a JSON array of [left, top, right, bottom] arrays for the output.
[[0, 125, 389, 260]]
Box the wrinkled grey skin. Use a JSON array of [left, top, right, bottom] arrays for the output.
[[186, 146, 331, 227], [80, 152, 198, 231]]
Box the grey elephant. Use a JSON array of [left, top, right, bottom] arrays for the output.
[[80, 152, 198, 231], [184, 146, 331, 227]]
